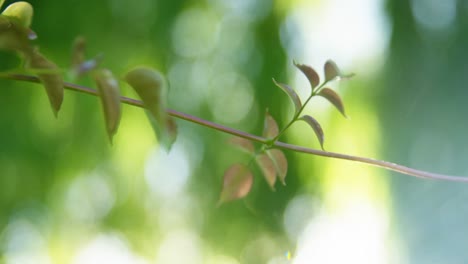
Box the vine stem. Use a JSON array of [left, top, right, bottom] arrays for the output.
[[3, 73, 468, 183]]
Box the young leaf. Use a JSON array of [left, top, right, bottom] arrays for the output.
[[124, 67, 177, 150], [0, 0, 5, 9], [266, 149, 288, 185], [27, 49, 64, 117], [299, 115, 325, 150], [324, 59, 340, 82], [228, 136, 254, 154], [93, 69, 122, 143], [319, 87, 347, 118], [1, 1, 33, 28], [255, 153, 277, 189], [71, 36, 86, 69], [263, 110, 279, 139], [272, 78, 302, 115], [218, 164, 253, 205], [293, 61, 320, 89], [0, 15, 33, 53]]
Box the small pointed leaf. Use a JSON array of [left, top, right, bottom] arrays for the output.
[[272, 78, 302, 115], [218, 164, 253, 205], [266, 149, 288, 185], [319, 88, 346, 118], [228, 137, 254, 154], [124, 67, 177, 150], [299, 115, 325, 150], [71, 36, 86, 69], [293, 61, 320, 89], [263, 110, 279, 139], [2, 1, 33, 28], [27, 49, 64, 117], [324, 60, 340, 82], [94, 69, 122, 143], [255, 154, 277, 189]]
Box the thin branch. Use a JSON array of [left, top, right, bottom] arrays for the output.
[[3, 73, 468, 182]]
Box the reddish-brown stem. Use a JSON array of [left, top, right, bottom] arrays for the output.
[[3, 73, 468, 182]]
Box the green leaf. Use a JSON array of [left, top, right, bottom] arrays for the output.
[[272, 78, 302, 115], [0, 15, 34, 53], [324, 59, 340, 82], [27, 49, 64, 117], [93, 69, 122, 143], [228, 136, 254, 154], [293, 61, 320, 89], [0, 0, 5, 9], [1, 1, 33, 28], [319, 87, 347, 118], [218, 164, 253, 205], [263, 110, 279, 139], [124, 66, 177, 150], [255, 153, 277, 189], [299, 115, 325, 150], [266, 149, 288, 185]]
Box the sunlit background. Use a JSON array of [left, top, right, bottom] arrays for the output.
[[2, 0, 468, 263]]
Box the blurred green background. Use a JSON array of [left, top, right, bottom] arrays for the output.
[[1, 0, 468, 263]]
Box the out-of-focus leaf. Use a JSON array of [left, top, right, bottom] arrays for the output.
[[263, 110, 279, 139], [1, 1, 33, 28], [272, 78, 302, 115], [228, 136, 255, 154], [218, 164, 253, 205], [299, 115, 325, 150], [293, 61, 320, 89], [71, 36, 86, 69], [256, 153, 277, 189], [324, 59, 340, 82], [319, 87, 347, 118], [27, 49, 64, 117], [266, 149, 288, 185], [0, 0, 5, 9], [124, 66, 177, 150], [94, 69, 121, 143], [0, 15, 33, 53]]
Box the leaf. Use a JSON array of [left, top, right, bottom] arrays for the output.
[[0, 0, 5, 9], [255, 154, 277, 189], [319, 87, 346, 118], [218, 164, 253, 205], [228, 136, 254, 154], [272, 78, 302, 115], [93, 69, 122, 143], [27, 49, 64, 117], [71, 36, 86, 69], [0, 15, 34, 53], [293, 61, 320, 89], [263, 110, 279, 139], [299, 115, 325, 150], [124, 66, 177, 150], [324, 59, 340, 82], [266, 149, 288, 185], [1, 1, 33, 28]]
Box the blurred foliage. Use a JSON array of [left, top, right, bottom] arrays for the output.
[[2, 0, 468, 263]]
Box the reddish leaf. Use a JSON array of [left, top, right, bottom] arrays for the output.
[[293, 61, 320, 89], [256, 154, 277, 189], [324, 60, 340, 82], [94, 69, 122, 143], [299, 115, 325, 150], [319, 88, 346, 118], [228, 137, 255, 154], [266, 149, 288, 185], [218, 164, 253, 205], [272, 78, 302, 115], [27, 49, 64, 117], [263, 110, 279, 139]]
